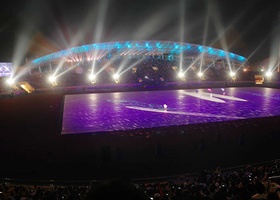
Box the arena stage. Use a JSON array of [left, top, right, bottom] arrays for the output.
[[1, 86, 280, 180], [61, 87, 280, 135]]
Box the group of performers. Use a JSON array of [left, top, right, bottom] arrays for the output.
[[163, 88, 226, 111]]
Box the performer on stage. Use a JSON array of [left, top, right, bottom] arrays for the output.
[[221, 88, 225, 95], [163, 104, 168, 111], [208, 88, 213, 98]]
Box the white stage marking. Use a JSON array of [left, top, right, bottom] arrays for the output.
[[211, 93, 247, 101], [181, 91, 247, 102], [126, 106, 244, 119], [181, 91, 225, 103]]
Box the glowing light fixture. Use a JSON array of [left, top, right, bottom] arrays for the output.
[[229, 71, 236, 81], [265, 71, 272, 77], [48, 75, 58, 86], [6, 77, 19, 90], [89, 74, 97, 84], [198, 72, 203, 77], [178, 71, 184, 78], [7, 78, 15, 85], [230, 71, 236, 77], [113, 73, 120, 84]]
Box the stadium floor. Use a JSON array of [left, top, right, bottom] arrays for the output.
[[0, 86, 280, 181]]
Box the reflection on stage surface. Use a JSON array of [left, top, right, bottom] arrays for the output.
[[62, 87, 280, 134]]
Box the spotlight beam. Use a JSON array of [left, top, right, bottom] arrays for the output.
[[133, 2, 176, 40], [52, 63, 78, 79], [208, 1, 232, 72], [179, 0, 185, 72], [92, 0, 109, 43], [119, 57, 145, 75], [12, 30, 33, 80], [116, 58, 130, 75], [95, 55, 119, 76], [183, 53, 204, 74]]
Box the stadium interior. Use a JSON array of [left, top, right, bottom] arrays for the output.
[[0, 41, 280, 199]]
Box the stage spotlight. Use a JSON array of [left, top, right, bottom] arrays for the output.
[[265, 71, 272, 77], [178, 71, 184, 78], [113, 73, 120, 84], [113, 73, 119, 80], [48, 75, 58, 86], [197, 72, 206, 81], [178, 71, 186, 81], [230, 71, 236, 81], [7, 77, 15, 85], [6, 77, 19, 90], [230, 71, 236, 77], [265, 71, 273, 82], [89, 74, 97, 84]]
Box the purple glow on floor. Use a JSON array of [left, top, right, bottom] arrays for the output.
[[61, 87, 280, 134]]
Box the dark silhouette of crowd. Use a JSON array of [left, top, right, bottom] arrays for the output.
[[1, 159, 280, 200]]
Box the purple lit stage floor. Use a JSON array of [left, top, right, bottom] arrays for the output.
[[61, 87, 280, 134]]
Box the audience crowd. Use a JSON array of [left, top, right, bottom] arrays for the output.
[[1, 159, 280, 200]]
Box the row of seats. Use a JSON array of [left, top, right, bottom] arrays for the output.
[[1, 159, 280, 199]]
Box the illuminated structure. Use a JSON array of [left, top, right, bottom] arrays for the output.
[[30, 41, 246, 65], [24, 40, 247, 87], [0, 62, 13, 77]]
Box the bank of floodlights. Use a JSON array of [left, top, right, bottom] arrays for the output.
[[265, 71, 273, 77], [178, 71, 184, 78], [229, 71, 236, 81], [113, 73, 120, 84], [48, 75, 58, 86], [6, 77, 19, 90], [178, 71, 186, 81], [265, 71, 273, 82], [6, 77, 15, 86], [89, 74, 97, 84], [198, 72, 205, 80]]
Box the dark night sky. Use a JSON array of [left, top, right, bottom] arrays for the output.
[[0, 0, 279, 66]]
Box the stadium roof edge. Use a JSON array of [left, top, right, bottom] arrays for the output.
[[29, 40, 247, 66]]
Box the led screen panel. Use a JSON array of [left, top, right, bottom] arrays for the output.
[[0, 62, 12, 77], [61, 87, 280, 135]]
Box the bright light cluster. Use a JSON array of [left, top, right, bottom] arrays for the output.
[[48, 75, 58, 86]]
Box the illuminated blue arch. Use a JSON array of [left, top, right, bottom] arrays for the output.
[[31, 40, 246, 66]]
